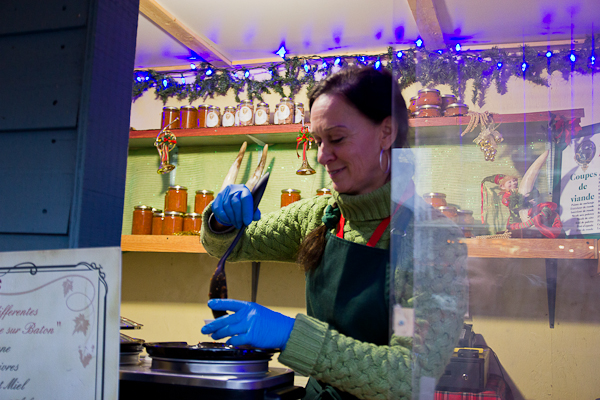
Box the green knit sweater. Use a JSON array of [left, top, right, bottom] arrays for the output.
[[201, 182, 468, 400]]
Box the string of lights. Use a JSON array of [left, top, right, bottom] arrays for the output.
[[133, 35, 599, 107]]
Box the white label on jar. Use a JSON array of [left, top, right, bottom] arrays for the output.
[[274, 111, 279, 124], [294, 108, 304, 123], [240, 106, 252, 122], [276, 104, 290, 122], [223, 112, 234, 127], [207, 111, 219, 127], [235, 110, 240, 126], [255, 110, 268, 125]]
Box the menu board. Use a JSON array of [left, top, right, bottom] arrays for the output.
[[0, 247, 121, 399], [559, 135, 600, 236]]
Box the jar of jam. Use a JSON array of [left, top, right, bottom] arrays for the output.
[[281, 189, 301, 207], [462, 227, 473, 238], [416, 88, 441, 107], [198, 105, 210, 128], [162, 211, 184, 235], [254, 102, 270, 125], [440, 94, 457, 111], [444, 103, 469, 117], [132, 205, 153, 235], [206, 106, 221, 128], [274, 98, 294, 124], [238, 100, 254, 126], [222, 106, 236, 127], [180, 105, 198, 129], [294, 102, 305, 123], [422, 193, 447, 208], [161, 106, 180, 129], [437, 206, 458, 221], [416, 105, 442, 118], [194, 189, 214, 214], [164, 185, 188, 212], [183, 212, 202, 232], [408, 96, 418, 115], [152, 211, 165, 235], [316, 188, 331, 196], [457, 209, 475, 226]]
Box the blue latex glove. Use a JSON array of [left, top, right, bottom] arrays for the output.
[[213, 184, 261, 229], [201, 299, 295, 350]]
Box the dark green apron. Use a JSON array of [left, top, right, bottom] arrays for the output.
[[303, 203, 412, 400]]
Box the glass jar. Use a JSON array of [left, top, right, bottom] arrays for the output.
[[408, 96, 418, 115], [206, 106, 221, 128], [161, 106, 180, 129], [416, 89, 441, 107], [437, 206, 458, 221], [416, 105, 442, 118], [132, 205, 153, 235], [274, 98, 294, 124], [180, 105, 198, 129], [281, 189, 301, 207], [294, 102, 305, 124], [440, 94, 457, 111], [152, 211, 165, 235], [238, 100, 254, 126], [183, 212, 202, 233], [222, 106, 236, 127], [198, 105, 210, 128], [423, 193, 447, 208], [457, 209, 475, 225], [194, 189, 214, 214], [316, 188, 331, 196], [444, 103, 469, 117], [162, 211, 184, 235], [164, 185, 188, 212], [462, 227, 473, 238], [254, 102, 270, 125]]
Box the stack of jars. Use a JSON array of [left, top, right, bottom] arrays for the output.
[[422, 192, 475, 237], [131, 187, 215, 235], [408, 89, 469, 118], [160, 105, 223, 129]]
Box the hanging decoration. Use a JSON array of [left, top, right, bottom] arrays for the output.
[[462, 111, 503, 161], [295, 124, 316, 175], [154, 120, 178, 174], [133, 35, 599, 108]]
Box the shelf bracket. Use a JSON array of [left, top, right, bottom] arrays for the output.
[[545, 259, 558, 328], [251, 262, 261, 303]]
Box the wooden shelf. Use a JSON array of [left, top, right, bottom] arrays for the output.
[[121, 235, 206, 253], [129, 109, 585, 148]]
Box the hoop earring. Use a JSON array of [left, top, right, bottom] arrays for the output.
[[379, 149, 390, 174]]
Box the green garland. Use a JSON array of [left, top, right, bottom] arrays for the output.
[[133, 35, 599, 107]]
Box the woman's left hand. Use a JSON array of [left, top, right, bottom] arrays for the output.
[[201, 299, 295, 350]]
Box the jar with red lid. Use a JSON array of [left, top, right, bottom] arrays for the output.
[[408, 96, 418, 115], [444, 103, 469, 117], [294, 102, 305, 123], [254, 102, 270, 126], [416, 105, 442, 118], [423, 193, 447, 208], [316, 188, 331, 196], [206, 106, 221, 128], [132, 205, 153, 235], [194, 189, 214, 214], [198, 105, 210, 128], [416, 89, 441, 107], [437, 206, 458, 221], [274, 98, 294, 124], [152, 211, 164, 235], [440, 94, 457, 111], [180, 105, 198, 129], [281, 189, 301, 207], [238, 100, 254, 126], [222, 106, 236, 127], [164, 185, 188, 212], [161, 106, 180, 129], [183, 212, 202, 233], [162, 211, 184, 234]]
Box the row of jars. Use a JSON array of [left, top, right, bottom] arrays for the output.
[[422, 192, 475, 237], [161, 98, 305, 129], [408, 89, 469, 119], [281, 188, 331, 207]]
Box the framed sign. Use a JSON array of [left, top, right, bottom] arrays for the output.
[[0, 247, 121, 399]]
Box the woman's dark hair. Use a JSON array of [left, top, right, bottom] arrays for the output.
[[297, 67, 409, 272]]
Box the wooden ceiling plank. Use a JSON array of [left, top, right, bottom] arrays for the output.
[[407, 0, 446, 50], [139, 0, 232, 67]]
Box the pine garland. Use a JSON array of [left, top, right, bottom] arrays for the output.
[[133, 35, 599, 107]]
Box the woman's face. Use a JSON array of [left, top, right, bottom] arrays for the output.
[[311, 93, 392, 195]]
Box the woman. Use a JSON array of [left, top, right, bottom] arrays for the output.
[[201, 67, 468, 399]]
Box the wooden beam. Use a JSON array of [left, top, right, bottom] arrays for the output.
[[139, 0, 232, 67], [407, 0, 446, 50]]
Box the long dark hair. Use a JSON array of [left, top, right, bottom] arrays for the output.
[[297, 67, 409, 272]]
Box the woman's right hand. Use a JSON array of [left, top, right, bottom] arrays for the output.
[[213, 184, 261, 229]]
